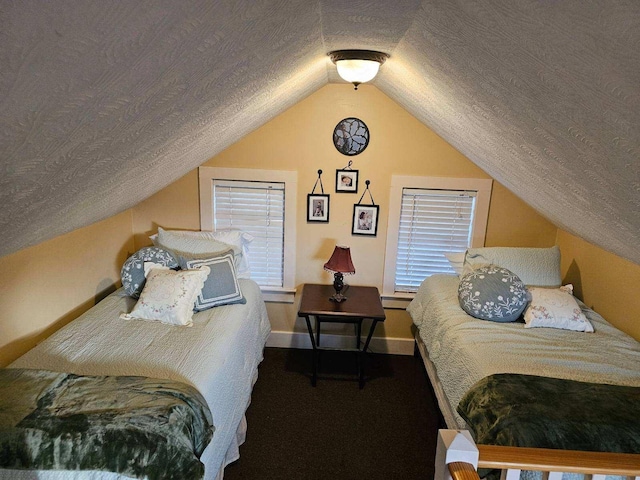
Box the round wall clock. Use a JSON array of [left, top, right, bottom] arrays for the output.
[[333, 117, 369, 156]]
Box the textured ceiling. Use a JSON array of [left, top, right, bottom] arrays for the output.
[[1, 1, 638, 264]]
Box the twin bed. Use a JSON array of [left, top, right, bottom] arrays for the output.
[[409, 275, 640, 431], [408, 247, 640, 478], [0, 229, 270, 480]]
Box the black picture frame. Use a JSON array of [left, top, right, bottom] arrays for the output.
[[352, 204, 379, 236], [307, 194, 330, 223], [335, 169, 359, 193]]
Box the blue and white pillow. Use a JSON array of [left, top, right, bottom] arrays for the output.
[[181, 250, 246, 311], [458, 265, 528, 322], [121, 247, 179, 298]]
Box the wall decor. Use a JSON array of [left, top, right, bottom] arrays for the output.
[[333, 117, 369, 156], [352, 180, 379, 236], [352, 204, 379, 236], [308, 194, 329, 222], [335, 161, 358, 193], [307, 169, 330, 223]]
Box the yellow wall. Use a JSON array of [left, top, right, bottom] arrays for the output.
[[557, 229, 640, 340], [3, 84, 635, 367], [0, 211, 134, 366], [132, 85, 557, 341]]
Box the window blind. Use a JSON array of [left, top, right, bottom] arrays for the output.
[[212, 179, 285, 288], [394, 188, 477, 292]]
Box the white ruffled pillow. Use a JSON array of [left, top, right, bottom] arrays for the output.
[[444, 252, 466, 275], [523, 284, 594, 332], [120, 265, 210, 327], [464, 246, 561, 287], [153, 227, 253, 279]]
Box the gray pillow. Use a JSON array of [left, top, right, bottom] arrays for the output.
[[458, 265, 528, 322], [181, 250, 246, 311], [121, 247, 179, 298]]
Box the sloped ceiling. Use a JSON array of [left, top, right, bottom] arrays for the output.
[[1, 1, 638, 264]]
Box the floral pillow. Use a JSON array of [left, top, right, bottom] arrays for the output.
[[458, 265, 528, 322], [121, 247, 179, 298], [523, 284, 594, 332], [119, 266, 209, 327]]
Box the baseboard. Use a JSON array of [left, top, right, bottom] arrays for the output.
[[266, 330, 415, 356]]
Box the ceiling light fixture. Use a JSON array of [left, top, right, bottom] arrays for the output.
[[328, 50, 389, 90]]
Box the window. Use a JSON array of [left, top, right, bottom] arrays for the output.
[[212, 179, 284, 287], [199, 167, 297, 302], [383, 176, 492, 306], [395, 189, 477, 291]]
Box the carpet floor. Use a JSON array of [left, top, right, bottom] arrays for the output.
[[223, 347, 444, 480]]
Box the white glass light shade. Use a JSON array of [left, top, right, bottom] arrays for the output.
[[335, 59, 380, 85]]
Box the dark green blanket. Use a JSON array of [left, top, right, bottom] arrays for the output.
[[457, 373, 640, 454], [0, 368, 214, 479]]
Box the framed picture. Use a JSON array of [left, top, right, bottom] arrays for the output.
[[307, 194, 330, 222], [335, 169, 359, 193], [352, 204, 379, 236]]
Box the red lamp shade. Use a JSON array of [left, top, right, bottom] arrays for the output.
[[323, 246, 355, 275]]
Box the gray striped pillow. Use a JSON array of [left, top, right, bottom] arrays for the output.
[[181, 250, 246, 311]]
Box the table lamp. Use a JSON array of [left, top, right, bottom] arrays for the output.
[[323, 245, 356, 302]]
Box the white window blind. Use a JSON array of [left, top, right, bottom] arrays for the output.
[[394, 188, 477, 292], [213, 179, 285, 288]]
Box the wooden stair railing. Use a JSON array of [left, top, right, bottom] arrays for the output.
[[477, 444, 640, 477], [448, 461, 481, 480], [436, 430, 640, 480]]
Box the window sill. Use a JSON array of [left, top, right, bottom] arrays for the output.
[[261, 287, 297, 304], [381, 293, 415, 309]]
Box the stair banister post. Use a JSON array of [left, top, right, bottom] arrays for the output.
[[435, 429, 480, 480]]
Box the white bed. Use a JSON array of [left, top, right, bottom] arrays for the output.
[[2, 278, 270, 480], [408, 274, 640, 429]]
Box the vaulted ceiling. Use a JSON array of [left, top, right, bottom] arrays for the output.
[[1, 1, 638, 264]]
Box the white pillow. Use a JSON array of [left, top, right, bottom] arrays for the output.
[[464, 246, 561, 287], [143, 261, 168, 276], [208, 229, 253, 265], [444, 252, 466, 275], [523, 284, 594, 332], [155, 227, 253, 279], [119, 266, 209, 327], [461, 261, 490, 277]]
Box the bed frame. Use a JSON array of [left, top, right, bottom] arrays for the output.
[[415, 333, 640, 480]]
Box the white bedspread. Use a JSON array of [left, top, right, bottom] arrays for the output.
[[4, 279, 271, 480], [408, 274, 640, 428]]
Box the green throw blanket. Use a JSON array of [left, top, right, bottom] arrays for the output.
[[457, 373, 640, 454], [0, 368, 214, 479]]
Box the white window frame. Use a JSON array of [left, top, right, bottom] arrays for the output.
[[382, 175, 493, 308], [199, 166, 297, 303]]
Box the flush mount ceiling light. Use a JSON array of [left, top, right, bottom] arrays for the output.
[[328, 50, 389, 90]]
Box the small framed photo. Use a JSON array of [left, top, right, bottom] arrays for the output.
[[307, 194, 330, 223], [335, 169, 359, 193], [352, 204, 379, 236]]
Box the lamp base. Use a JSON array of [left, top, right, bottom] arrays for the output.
[[330, 293, 347, 303], [330, 272, 347, 302]]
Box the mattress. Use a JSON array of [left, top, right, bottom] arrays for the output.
[[3, 278, 271, 480], [408, 274, 640, 429]]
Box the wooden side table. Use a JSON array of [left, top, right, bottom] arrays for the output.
[[297, 283, 386, 388]]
